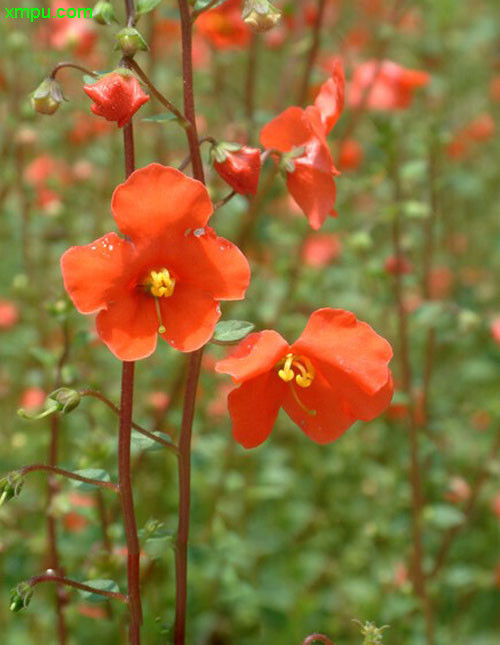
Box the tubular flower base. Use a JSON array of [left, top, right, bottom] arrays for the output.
[[61, 164, 251, 360], [216, 308, 393, 448], [261, 59, 345, 229], [83, 70, 150, 128]]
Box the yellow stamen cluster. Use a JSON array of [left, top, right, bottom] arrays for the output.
[[277, 353, 315, 388], [145, 268, 175, 298]]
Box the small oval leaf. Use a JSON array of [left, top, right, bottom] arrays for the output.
[[79, 579, 120, 603], [212, 320, 255, 345], [71, 468, 111, 491]]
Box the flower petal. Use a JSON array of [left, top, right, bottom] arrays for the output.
[[313, 57, 345, 134], [111, 164, 213, 244], [227, 372, 286, 448], [260, 107, 312, 152], [61, 233, 135, 314], [282, 372, 357, 443], [292, 308, 393, 395], [287, 159, 337, 230], [96, 293, 158, 361], [158, 283, 221, 352], [170, 227, 250, 300], [215, 330, 290, 384]]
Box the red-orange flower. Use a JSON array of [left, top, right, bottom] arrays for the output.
[[260, 59, 345, 229], [83, 71, 150, 128], [196, 0, 250, 50], [212, 144, 261, 195], [348, 60, 429, 111], [216, 308, 393, 448], [61, 164, 251, 360]]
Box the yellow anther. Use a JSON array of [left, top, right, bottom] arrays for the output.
[[146, 268, 175, 299], [277, 353, 315, 388]]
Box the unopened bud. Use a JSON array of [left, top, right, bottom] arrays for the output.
[[115, 27, 149, 56], [242, 0, 281, 33], [49, 388, 81, 415], [31, 78, 64, 116], [92, 1, 116, 25], [10, 582, 33, 612], [0, 472, 24, 507]]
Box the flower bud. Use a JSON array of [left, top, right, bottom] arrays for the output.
[[0, 471, 24, 507], [10, 582, 33, 612], [49, 388, 81, 415], [242, 0, 281, 33], [92, 0, 116, 25], [31, 78, 64, 116], [83, 69, 150, 128], [115, 27, 149, 57], [211, 142, 262, 195]]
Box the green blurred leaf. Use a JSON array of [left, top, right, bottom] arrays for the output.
[[79, 579, 120, 603], [136, 0, 162, 16], [71, 469, 111, 491]]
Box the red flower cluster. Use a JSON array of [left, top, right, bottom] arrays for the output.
[[216, 308, 393, 448], [348, 60, 429, 111], [83, 71, 150, 128], [61, 164, 251, 360], [261, 59, 345, 229]]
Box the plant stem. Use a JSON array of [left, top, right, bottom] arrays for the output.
[[20, 464, 119, 492], [297, 0, 327, 106], [301, 635, 335, 645], [28, 574, 128, 603], [245, 33, 259, 141], [49, 62, 97, 80], [174, 2, 207, 642]]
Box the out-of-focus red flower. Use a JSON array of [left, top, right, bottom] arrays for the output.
[[207, 382, 236, 418], [212, 144, 261, 195], [83, 71, 150, 128], [384, 255, 412, 275], [302, 233, 341, 267], [216, 308, 393, 448], [63, 511, 89, 533], [0, 300, 19, 329], [393, 561, 408, 588], [68, 112, 114, 144], [77, 604, 107, 619], [261, 59, 345, 229], [46, 1, 96, 56], [196, 0, 250, 50], [24, 154, 69, 187], [20, 387, 46, 411], [348, 60, 429, 111], [470, 409, 491, 431], [72, 160, 94, 181], [147, 391, 170, 411], [491, 492, 500, 519], [36, 187, 63, 215], [151, 18, 181, 55], [446, 113, 496, 160], [338, 138, 363, 171], [491, 318, 500, 346], [428, 266, 454, 299], [61, 164, 251, 360], [490, 76, 500, 103], [444, 476, 471, 504]]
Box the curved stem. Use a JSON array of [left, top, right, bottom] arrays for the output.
[[297, 0, 327, 106], [28, 574, 127, 603], [49, 62, 98, 80], [301, 635, 335, 645], [20, 464, 119, 492], [127, 59, 188, 126], [80, 389, 178, 455], [213, 190, 237, 211]]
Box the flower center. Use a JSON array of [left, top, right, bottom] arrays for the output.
[[277, 353, 316, 416], [145, 268, 175, 298], [277, 353, 315, 387]]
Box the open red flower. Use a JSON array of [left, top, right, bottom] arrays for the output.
[[212, 143, 261, 195], [83, 70, 150, 128], [348, 60, 429, 111], [260, 59, 344, 229], [61, 164, 251, 360], [196, 0, 250, 50], [216, 308, 393, 448]]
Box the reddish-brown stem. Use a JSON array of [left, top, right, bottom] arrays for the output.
[[174, 2, 207, 642], [28, 574, 127, 603], [49, 62, 97, 80], [20, 464, 119, 492], [301, 635, 335, 645], [390, 150, 434, 644], [245, 33, 259, 141], [297, 0, 327, 105], [80, 389, 178, 454]]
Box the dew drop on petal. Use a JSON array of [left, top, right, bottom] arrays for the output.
[[193, 228, 206, 238]]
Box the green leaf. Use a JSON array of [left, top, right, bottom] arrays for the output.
[[79, 579, 120, 603], [424, 504, 465, 530], [136, 0, 162, 16], [212, 320, 255, 345], [71, 468, 111, 491], [131, 430, 176, 452], [193, 0, 229, 11], [142, 112, 178, 123]]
